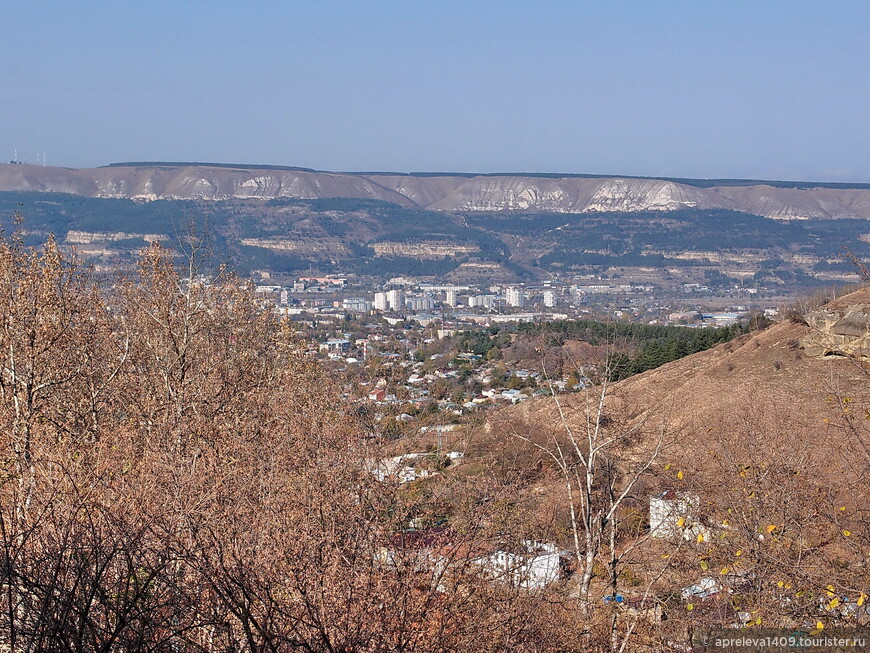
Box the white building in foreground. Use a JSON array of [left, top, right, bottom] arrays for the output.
[[476, 541, 571, 589]]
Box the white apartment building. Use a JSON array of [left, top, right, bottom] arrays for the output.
[[406, 296, 435, 311], [342, 297, 372, 312], [468, 294, 498, 309], [505, 287, 526, 307], [386, 289, 405, 311]]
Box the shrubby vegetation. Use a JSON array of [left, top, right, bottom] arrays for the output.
[[0, 227, 603, 651], [0, 224, 867, 650]]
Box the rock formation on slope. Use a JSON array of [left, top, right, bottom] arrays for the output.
[[799, 287, 870, 360]]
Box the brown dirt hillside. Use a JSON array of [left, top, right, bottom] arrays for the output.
[[618, 288, 870, 452], [619, 320, 863, 433], [488, 287, 870, 495]]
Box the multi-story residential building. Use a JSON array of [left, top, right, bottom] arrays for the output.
[[406, 296, 435, 312], [468, 295, 498, 309], [343, 297, 372, 312], [505, 287, 526, 307], [387, 289, 405, 311]]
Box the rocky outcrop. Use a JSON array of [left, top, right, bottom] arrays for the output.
[[371, 241, 479, 258], [66, 231, 166, 244], [239, 238, 350, 255], [799, 289, 870, 360]]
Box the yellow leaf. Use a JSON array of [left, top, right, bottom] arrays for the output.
[[677, 517, 686, 528], [700, 560, 709, 570], [828, 597, 841, 610], [677, 470, 684, 480], [720, 567, 729, 574], [777, 581, 784, 588], [664, 463, 671, 470], [858, 593, 866, 607], [766, 524, 776, 533], [843, 530, 851, 537], [735, 550, 742, 556], [755, 617, 762, 625], [697, 532, 705, 543], [816, 621, 824, 631], [840, 506, 846, 512], [826, 585, 836, 597], [661, 554, 670, 559], [686, 603, 694, 611], [722, 519, 730, 526], [785, 582, 792, 589]]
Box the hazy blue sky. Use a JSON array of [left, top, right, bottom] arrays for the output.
[[3, 1, 869, 180]]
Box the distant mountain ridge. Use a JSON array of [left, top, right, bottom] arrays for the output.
[[106, 163, 870, 190], [4, 162, 870, 220]]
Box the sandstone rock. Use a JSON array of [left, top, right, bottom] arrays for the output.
[[800, 299, 870, 360]]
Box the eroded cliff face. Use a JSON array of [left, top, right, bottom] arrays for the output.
[[800, 289, 870, 360], [5, 163, 870, 220], [0, 164, 417, 207], [238, 238, 350, 256], [66, 231, 167, 244], [371, 241, 480, 258]]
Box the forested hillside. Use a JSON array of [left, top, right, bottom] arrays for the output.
[[2, 190, 869, 285]]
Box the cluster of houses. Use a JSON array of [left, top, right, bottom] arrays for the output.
[[311, 325, 568, 418], [358, 355, 555, 416]]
